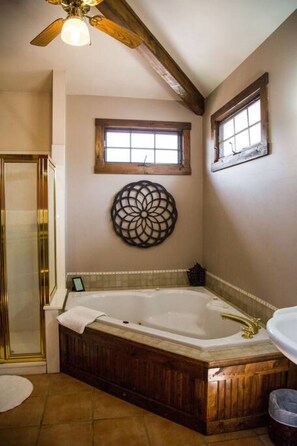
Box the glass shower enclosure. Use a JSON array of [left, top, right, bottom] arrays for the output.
[[0, 154, 56, 363]]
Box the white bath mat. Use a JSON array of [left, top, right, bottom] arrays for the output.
[[0, 375, 33, 412]]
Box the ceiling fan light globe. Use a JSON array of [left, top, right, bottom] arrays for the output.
[[61, 17, 90, 46]]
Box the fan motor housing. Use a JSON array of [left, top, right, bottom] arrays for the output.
[[60, 1, 91, 15]]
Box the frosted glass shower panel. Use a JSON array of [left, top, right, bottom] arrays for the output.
[[48, 162, 57, 297], [5, 162, 41, 355]]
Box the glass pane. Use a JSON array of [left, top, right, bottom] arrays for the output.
[[250, 123, 261, 145], [106, 148, 130, 162], [156, 150, 178, 164], [131, 132, 154, 148], [221, 137, 235, 156], [106, 131, 130, 148], [131, 149, 154, 163], [48, 163, 56, 297], [5, 162, 41, 355], [234, 109, 248, 133], [248, 100, 261, 125], [220, 119, 234, 141], [235, 129, 249, 151], [156, 133, 178, 150]]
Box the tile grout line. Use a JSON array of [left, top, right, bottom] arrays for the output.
[[142, 414, 153, 446], [34, 376, 50, 446], [91, 386, 95, 446]]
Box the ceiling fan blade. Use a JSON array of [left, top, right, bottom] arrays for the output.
[[30, 18, 65, 46], [89, 16, 142, 49]]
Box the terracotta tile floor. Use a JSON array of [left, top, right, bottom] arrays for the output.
[[0, 373, 276, 446]]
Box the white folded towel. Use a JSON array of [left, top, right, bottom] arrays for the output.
[[57, 306, 106, 334]]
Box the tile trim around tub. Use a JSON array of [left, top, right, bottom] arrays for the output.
[[205, 272, 277, 324], [66, 269, 189, 291]]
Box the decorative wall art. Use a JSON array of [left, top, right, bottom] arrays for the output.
[[111, 180, 178, 248]]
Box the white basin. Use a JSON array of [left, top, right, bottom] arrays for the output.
[[267, 306, 297, 364]]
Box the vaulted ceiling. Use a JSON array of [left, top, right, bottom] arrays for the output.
[[0, 0, 296, 114]]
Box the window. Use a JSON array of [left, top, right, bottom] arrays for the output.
[[105, 129, 181, 164], [211, 73, 269, 172], [95, 119, 191, 175]]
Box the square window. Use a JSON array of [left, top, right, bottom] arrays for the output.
[[211, 73, 269, 171]]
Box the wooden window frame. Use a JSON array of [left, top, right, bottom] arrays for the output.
[[95, 119, 191, 175], [211, 73, 269, 172]]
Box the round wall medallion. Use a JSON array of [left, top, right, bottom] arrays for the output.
[[111, 180, 178, 248]]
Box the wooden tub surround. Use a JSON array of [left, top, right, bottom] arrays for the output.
[[59, 323, 297, 435]]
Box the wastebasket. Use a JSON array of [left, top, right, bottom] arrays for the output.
[[268, 389, 297, 446]]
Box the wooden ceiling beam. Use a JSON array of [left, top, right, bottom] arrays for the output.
[[96, 0, 204, 115]]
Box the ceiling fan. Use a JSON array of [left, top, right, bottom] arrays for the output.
[[30, 0, 142, 48]]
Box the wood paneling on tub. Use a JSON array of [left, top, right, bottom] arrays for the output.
[[59, 326, 297, 434]]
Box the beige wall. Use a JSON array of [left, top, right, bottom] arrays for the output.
[[66, 96, 203, 272], [0, 91, 51, 152], [203, 11, 297, 308]]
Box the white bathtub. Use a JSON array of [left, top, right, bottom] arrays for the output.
[[64, 287, 269, 349]]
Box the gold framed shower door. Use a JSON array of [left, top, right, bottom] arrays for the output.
[[0, 154, 56, 363]]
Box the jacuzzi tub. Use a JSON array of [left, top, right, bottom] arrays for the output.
[[64, 287, 268, 349]]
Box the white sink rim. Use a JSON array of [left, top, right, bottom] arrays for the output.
[[267, 310, 297, 364]]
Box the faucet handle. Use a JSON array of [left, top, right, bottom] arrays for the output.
[[251, 317, 261, 329], [242, 326, 254, 339]]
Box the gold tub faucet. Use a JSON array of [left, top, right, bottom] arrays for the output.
[[221, 312, 261, 339]]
